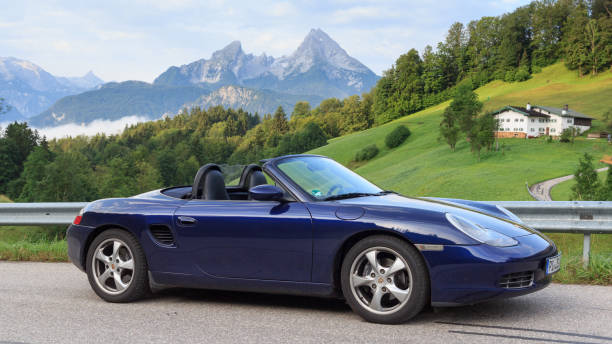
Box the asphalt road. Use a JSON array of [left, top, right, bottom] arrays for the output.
[[1, 262, 611, 344]]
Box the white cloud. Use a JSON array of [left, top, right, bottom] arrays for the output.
[[270, 2, 297, 17], [30, 116, 149, 139]]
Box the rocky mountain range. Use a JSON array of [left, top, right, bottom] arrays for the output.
[[15, 29, 378, 127], [154, 29, 378, 98], [0, 57, 103, 119]]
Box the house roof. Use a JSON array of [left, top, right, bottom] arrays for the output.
[[534, 105, 593, 119], [491, 106, 550, 118]]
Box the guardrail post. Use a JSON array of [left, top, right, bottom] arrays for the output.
[[582, 233, 591, 268]]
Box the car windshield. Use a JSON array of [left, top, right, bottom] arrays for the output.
[[276, 156, 383, 200]]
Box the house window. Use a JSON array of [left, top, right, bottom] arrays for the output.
[[568, 118, 573, 123], [551, 128, 556, 133], [530, 128, 535, 132], [539, 128, 545, 132], [520, 118, 524, 122], [515, 118, 519, 122], [531, 119, 535, 122], [506, 119, 511, 122]]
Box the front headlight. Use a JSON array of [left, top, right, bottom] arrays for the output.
[[446, 213, 518, 247], [496, 205, 523, 224]]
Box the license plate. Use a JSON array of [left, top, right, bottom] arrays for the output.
[[546, 253, 561, 275]]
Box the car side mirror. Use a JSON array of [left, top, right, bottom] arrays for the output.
[[249, 185, 284, 202]]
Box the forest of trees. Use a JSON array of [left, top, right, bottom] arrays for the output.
[[373, 0, 612, 124], [1, 0, 611, 202]]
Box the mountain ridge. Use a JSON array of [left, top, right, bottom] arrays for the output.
[[154, 29, 378, 98], [0, 57, 103, 118], [28, 29, 378, 127]]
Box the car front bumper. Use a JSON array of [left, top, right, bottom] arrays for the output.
[[422, 233, 558, 306]]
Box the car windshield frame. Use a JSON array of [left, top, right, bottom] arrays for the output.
[[269, 155, 384, 202]]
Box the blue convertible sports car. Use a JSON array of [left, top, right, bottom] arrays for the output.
[[67, 154, 560, 323]]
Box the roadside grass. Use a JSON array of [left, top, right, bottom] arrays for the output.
[[0, 239, 68, 262], [310, 63, 612, 201], [0, 194, 12, 203], [550, 169, 609, 200], [546, 233, 612, 285], [0, 226, 69, 262]]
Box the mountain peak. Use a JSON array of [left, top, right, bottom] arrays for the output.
[[305, 28, 333, 41], [212, 40, 244, 61]]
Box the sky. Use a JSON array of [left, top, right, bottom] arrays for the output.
[[0, 0, 533, 83]]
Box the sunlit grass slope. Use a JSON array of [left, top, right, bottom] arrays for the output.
[[310, 63, 612, 201]]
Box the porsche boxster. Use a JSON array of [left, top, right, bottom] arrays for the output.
[[66, 154, 560, 323]]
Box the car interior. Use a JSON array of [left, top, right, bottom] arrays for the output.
[[161, 163, 272, 201]]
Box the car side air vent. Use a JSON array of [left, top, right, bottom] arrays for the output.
[[149, 225, 175, 246]]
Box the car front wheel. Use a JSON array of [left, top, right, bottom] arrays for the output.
[[341, 235, 429, 324], [86, 229, 150, 302]]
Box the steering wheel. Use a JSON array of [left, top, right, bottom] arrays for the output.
[[326, 183, 344, 196]]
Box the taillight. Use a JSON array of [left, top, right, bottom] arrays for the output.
[[73, 208, 84, 225]]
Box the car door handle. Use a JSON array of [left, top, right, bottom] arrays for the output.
[[178, 216, 197, 225]]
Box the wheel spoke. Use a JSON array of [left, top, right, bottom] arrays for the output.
[[365, 250, 378, 271], [114, 274, 127, 291], [118, 258, 134, 270], [387, 284, 410, 303], [111, 241, 121, 260], [352, 274, 374, 287], [369, 288, 384, 311], [98, 269, 112, 284], [95, 249, 109, 263], [386, 258, 406, 276]]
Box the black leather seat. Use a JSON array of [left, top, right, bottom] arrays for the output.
[[192, 164, 229, 200], [238, 164, 268, 199]]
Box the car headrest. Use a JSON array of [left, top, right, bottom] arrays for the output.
[[192, 163, 223, 199], [203, 170, 229, 200], [238, 164, 264, 190]]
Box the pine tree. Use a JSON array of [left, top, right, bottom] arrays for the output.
[[439, 107, 461, 151], [571, 153, 601, 200], [272, 106, 289, 134]]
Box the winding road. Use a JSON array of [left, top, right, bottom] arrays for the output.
[[1, 262, 612, 344], [529, 167, 609, 201]]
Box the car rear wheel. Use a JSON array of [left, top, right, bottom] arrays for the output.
[[86, 229, 150, 302], [341, 235, 429, 324]]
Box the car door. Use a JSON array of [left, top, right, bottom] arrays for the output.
[[174, 200, 313, 282]]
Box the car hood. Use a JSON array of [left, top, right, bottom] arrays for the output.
[[336, 193, 535, 238]]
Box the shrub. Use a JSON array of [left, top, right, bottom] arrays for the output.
[[385, 125, 411, 148], [560, 128, 575, 143], [354, 144, 379, 162], [504, 70, 516, 82], [515, 67, 531, 82]]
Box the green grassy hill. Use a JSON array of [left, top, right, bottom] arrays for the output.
[[310, 63, 612, 201]]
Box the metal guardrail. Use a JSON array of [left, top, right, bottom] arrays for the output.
[[0, 201, 610, 267], [0, 203, 88, 226]]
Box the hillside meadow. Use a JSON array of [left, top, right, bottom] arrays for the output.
[[310, 63, 612, 201]]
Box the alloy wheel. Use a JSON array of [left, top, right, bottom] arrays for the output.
[[91, 238, 135, 295], [349, 247, 413, 315]]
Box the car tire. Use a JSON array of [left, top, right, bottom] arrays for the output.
[[86, 228, 150, 302], [340, 235, 429, 324]]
